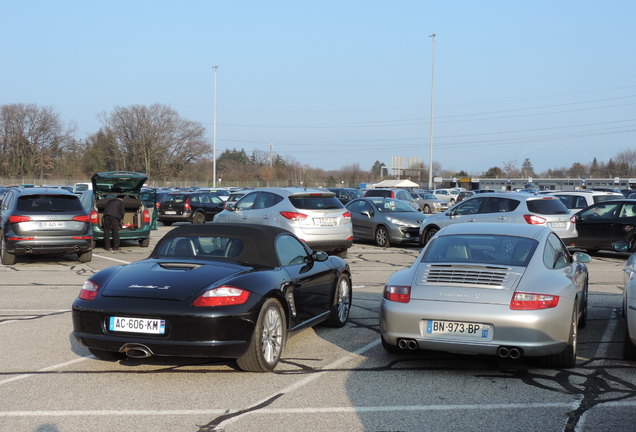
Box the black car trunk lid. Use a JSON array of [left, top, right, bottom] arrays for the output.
[[101, 259, 249, 300]]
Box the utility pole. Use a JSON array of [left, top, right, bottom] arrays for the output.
[[427, 34, 436, 189], [268, 141, 273, 168], [212, 65, 218, 187]]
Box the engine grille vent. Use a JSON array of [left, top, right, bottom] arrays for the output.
[[420, 264, 516, 288]]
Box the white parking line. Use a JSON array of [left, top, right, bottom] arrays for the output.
[[4, 400, 636, 419], [92, 254, 131, 264], [0, 357, 89, 386], [594, 307, 620, 359]]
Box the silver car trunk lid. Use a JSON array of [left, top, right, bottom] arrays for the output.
[[410, 263, 524, 305]]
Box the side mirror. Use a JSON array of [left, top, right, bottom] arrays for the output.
[[572, 252, 591, 263], [311, 250, 329, 262], [224, 202, 236, 211], [612, 241, 631, 253]]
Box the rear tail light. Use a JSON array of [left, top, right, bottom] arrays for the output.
[[390, 192, 395, 198], [510, 292, 559, 310], [143, 209, 151, 223], [9, 215, 31, 223], [193, 286, 251, 307], [280, 211, 308, 221], [156, 202, 161, 209], [73, 215, 91, 223], [343, 211, 351, 219], [79, 280, 100, 301], [570, 216, 576, 224], [523, 214, 546, 225], [383, 285, 411, 303], [73, 236, 92, 240], [184, 198, 191, 210], [89, 210, 98, 224]]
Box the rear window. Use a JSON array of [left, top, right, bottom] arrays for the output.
[[163, 194, 188, 203], [288, 196, 343, 210], [17, 194, 84, 212], [526, 198, 569, 215], [593, 195, 622, 204], [365, 190, 392, 198]]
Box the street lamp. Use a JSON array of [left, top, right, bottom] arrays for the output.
[[212, 65, 219, 187], [427, 33, 436, 189]]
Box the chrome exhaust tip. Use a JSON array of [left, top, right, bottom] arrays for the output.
[[120, 343, 153, 358], [398, 339, 408, 349], [508, 347, 522, 360], [497, 346, 509, 358]]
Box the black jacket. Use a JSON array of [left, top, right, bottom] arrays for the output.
[[103, 198, 125, 220]]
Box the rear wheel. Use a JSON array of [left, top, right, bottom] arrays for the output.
[[1, 237, 16, 265], [191, 211, 205, 224], [77, 250, 92, 263], [236, 298, 286, 372], [624, 326, 636, 360], [89, 348, 125, 361], [139, 237, 150, 247], [375, 226, 390, 248], [541, 307, 577, 368], [578, 283, 588, 329], [323, 274, 352, 327]]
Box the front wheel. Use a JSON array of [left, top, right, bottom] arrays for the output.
[[421, 227, 439, 246], [162, 221, 173, 226], [1, 237, 16, 265], [236, 298, 286, 372], [323, 274, 352, 327], [139, 237, 150, 247], [375, 226, 390, 248]]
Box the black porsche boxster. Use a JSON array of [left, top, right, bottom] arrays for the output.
[[72, 223, 352, 372]]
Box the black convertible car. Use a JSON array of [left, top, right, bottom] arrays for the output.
[[72, 223, 352, 372]]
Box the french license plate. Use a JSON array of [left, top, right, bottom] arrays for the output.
[[315, 217, 336, 226], [109, 316, 166, 334], [425, 319, 493, 341], [164, 211, 177, 215], [550, 222, 566, 229], [40, 221, 65, 229]]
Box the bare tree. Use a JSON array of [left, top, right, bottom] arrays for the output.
[[0, 104, 73, 178], [95, 104, 208, 179]]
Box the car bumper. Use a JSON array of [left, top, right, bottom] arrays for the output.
[[380, 298, 572, 357], [91, 225, 151, 241], [158, 213, 193, 223], [71, 302, 261, 359], [7, 237, 92, 255], [304, 238, 353, 253], [389, 226, 421, 244]]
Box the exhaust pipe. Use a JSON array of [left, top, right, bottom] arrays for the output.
[[508, 347, 522, 359], [73, 245, 80, 252], [120, 343, 153, 358], [497, 346, 509, 358], [24, 247, 33, 254], [397, 338, 418, 350], [497, 346, 522, 359]]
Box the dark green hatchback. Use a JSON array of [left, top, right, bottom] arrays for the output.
[[79, 171, 152, 248]]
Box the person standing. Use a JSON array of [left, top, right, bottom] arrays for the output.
[[103, 197, 125, 251]]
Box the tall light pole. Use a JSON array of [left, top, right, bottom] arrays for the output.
[[212, 65, 219, 187], [427, 34, 436, 189]]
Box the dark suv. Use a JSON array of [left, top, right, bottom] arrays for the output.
[[0, 187, 93, 264], [158, 191, 225, 225]]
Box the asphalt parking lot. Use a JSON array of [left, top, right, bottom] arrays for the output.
[[1, 225, 635, 432]]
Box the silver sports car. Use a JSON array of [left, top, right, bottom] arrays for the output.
[[612, 241, 636, 360], [380, 222, 591, 368]]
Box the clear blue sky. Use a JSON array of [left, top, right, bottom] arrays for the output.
[[3, 1, 635, 176]]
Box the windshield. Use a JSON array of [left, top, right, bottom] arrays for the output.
[[370, 198, 416, 212], [423, 234, 538, 267], [418, 192, 436, 199]]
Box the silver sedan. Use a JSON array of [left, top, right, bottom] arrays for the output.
[[345, 197, 425, 247], [612, 241, 636, 360], [380, 222, 590, 368]]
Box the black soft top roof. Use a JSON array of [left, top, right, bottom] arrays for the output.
[[151, 223, 297, 267]]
